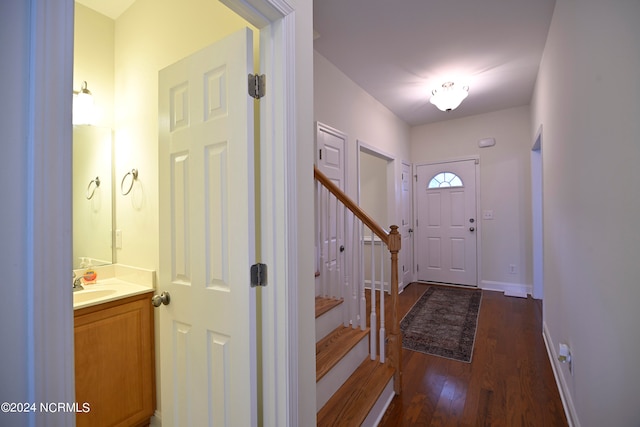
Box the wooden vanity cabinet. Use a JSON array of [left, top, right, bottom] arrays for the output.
[[74, 291, 156, 427]]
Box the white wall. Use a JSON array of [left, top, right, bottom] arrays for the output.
[[531, 0, 640, 425], [411, 106, 533, 289], [314, 51, 411, 227]]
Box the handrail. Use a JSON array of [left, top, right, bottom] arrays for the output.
[[314, 167, 389, 245], [314, 165, 403, 394]]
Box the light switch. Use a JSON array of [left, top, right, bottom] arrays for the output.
[[115, 229, 122, 249], [483, 210, 494, 220]]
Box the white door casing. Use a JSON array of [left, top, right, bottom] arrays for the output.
[[158, 28, 257, 426], [401, 162, 413, 289], [416, 159, 478, 286]]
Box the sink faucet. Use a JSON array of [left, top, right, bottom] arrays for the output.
[[72, 272, 84, 292]]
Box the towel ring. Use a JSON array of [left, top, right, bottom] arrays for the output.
[[86, 176, 100, 200], [121, 168, 138, 196]]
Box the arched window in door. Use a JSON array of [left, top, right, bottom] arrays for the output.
[[427, 172, 463, 188]]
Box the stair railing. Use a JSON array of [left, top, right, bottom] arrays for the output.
[[314, 166, 402, 394]]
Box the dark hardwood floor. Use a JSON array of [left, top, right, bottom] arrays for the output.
[[379, 282, 568, 427]]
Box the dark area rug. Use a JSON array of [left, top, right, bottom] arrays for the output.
[[400, 285, 482, 362]]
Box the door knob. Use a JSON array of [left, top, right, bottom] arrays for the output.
[[469, 227, 475, 232], [340, 245, 345, 252], [152, 291, 171, 307]]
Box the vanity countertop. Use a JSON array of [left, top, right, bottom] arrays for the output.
[[72, 264, 155, 310]]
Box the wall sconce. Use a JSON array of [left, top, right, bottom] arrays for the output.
[[430, 81, 469, 112], [73, 81, 95, 125]]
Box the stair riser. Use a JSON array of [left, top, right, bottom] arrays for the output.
[[361, 377, 394, 427], [315, 302, 344, 344], [316, 335, 369, 411]]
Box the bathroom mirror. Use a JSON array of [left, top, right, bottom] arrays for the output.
[[72, 125, 115, 269]]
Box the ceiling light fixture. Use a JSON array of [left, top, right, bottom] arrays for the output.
[[429, 81, 469, 112]]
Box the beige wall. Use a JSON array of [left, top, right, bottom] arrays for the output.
[[359, 151, 388, 227], [531, 0, 640, 425], [411, 105, 533, 288]]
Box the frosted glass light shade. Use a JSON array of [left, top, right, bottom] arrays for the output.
[[73, 81, 95, 125], [429, 82, 469, 112]]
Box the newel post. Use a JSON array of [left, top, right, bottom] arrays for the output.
[[388, 225, 402, 394]]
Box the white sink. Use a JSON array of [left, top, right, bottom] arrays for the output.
[[73, 289, 118, 305]]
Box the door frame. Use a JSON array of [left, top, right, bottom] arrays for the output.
[[356, 140, 395, 229], [28, 0, 308, 426], [531, 125, 544, 300], [413, 156, 481, 286]]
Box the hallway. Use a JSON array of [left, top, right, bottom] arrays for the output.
[[380, 283, 567, 426]]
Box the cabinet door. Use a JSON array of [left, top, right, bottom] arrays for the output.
[[75, 293, 155, 427]]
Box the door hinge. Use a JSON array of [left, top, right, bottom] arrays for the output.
[[414, 174, 418, 182], [417, 264, 419, 272], [248, 74, 266, 99], [319, 149, 322, 160], [250, 263, 267, 287]]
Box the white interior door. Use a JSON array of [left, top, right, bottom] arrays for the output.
[[158, 28, 256, 427], [316, 123, 346, 296], [416, 159, 477, 286], [401, 162, 413, 290]]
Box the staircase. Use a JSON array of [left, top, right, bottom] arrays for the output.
[[314, 167, 402, 426]]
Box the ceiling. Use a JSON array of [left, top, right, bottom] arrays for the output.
[[77, 0, 556, 127], [314, 0, 556, 126], [76, 0, 135, 19]]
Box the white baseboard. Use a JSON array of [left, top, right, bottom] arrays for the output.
[[150, 410, 162, 426], [480, 280, 531, 297], [542, 322, 580, 427]]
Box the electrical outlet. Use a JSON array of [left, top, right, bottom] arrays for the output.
[[558, 343, 573, 375], [509, 264, 517, 274]]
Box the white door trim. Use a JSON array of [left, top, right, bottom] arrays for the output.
[[18, 1, 76, 425], [531, 125, 544, 300], [413, 156, 481, 286], [220, 1, 305, 425]]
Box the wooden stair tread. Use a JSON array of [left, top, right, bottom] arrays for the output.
[[316, 326, 369, 382], [315, 296, 343, 318], [317, 358, 395, 427]]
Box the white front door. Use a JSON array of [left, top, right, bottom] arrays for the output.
[[158, 28, 257, 426], [400, 162, 413, 290], [416, 159, 477, 286], [316, 123, 347, 297]]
